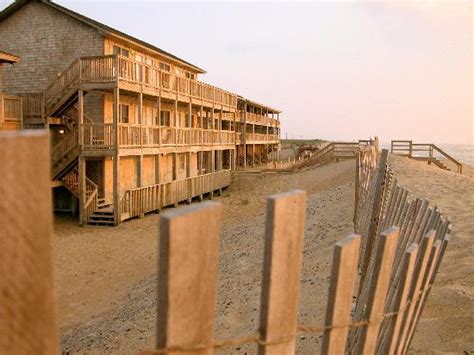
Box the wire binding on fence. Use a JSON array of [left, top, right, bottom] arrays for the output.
[[141, 283, 433, 354]]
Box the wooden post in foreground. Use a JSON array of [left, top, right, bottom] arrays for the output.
[[259, 190, 306, 354], [0, 131, 58, 354], [322, 234, 361, 354], [157, 202, 222, 355]]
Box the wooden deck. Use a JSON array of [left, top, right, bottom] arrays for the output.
[[391, 140, 462, 174]]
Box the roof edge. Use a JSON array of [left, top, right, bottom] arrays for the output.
[[0, 0, 206, 73]]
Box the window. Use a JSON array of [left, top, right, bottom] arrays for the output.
[[160, 111, 171, 126], [185, 72, 195, 80], [178, 154, 186, 171], [119, 104, 129, 123], [113, 45, 129, 58], [159, 62, 171, 72]]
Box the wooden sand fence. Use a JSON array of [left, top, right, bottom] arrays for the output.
[[1, 132, 450, 354]]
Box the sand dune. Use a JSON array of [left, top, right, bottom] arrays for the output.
[[389, 155, 474, 353]]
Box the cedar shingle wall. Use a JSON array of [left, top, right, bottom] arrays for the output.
[[0, 1, 104, 94]]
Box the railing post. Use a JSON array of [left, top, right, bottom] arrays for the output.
[[409, 140, 413, 158], [78, 57, 83, 83]]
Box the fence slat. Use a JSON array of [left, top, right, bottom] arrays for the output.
[[403, 236, 446, 353], [358, 226, 400, 354], [321, 234, 361, 354], [157, 202, 222, 354], [0, 131, 58, 354], [259, 190, 306, 355], [395, 230, 435, 353], [384, 243, 419, 354], [360, 149, 389, 281]]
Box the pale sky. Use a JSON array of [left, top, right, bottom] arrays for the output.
[[1, 0, 472, 144]]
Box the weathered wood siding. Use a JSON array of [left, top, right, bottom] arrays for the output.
[[0, 1, 104, 94]]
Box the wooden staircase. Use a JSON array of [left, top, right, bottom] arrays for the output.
[[47, 61, 115, 225], [292, 142, 360, 170], [391, 140, 463, 174], [61, 167, 114, 226], [43, 59, 82, 119], [51, 128, 79, 180]]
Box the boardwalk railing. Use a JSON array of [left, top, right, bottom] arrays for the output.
[[391, 140, 462, 174], [1, 132, 451, 355]]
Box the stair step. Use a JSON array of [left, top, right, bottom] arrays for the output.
[[95, 206, 114, 213], [87, 220, 115, 226], [89, 214, 114, 220]]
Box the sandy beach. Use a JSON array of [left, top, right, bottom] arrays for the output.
[[53, 155, 473, 354]]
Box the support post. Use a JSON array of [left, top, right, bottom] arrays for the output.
[[113, 87, 120, 226], [78, 156, 86, 226]]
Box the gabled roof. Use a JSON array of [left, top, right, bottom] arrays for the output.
[[0, 50, 20, 64], [0, 0, 206, 73]]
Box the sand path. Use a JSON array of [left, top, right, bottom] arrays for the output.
[[54, 155, 473, 353], [56, 159, 356, 353]]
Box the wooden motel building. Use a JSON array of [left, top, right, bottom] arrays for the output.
[[0, 0, 281, 226]]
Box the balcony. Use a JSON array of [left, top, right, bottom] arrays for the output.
[[81, 123, 236, 151], [0, 94, 22, 130], [43, 55, 238, 115], [245, 132, 279, 143], [245, 112, 280, 127]]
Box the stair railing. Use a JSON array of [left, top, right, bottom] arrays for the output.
[[51, 128, 79, 176], [431, 144, 463, 174], [43, 59, 81, 114], [62, 167, 99, 221], [392, 140, 463, 174]]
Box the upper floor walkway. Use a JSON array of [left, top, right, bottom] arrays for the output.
[[42, 54, 238, 117]]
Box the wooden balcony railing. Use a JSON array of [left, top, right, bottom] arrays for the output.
[[82, 123, 115, 150], [245, 112, 280, 127], [119, 170, 231, 221], [18, 93, 43, 126], [80, 123, 236, 150], [116, 55, 237, 107], [42, 54, 238, 117], [0, 94, 22, 128], [118, 125, 235, 148], [245, 133, 279, 142]]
